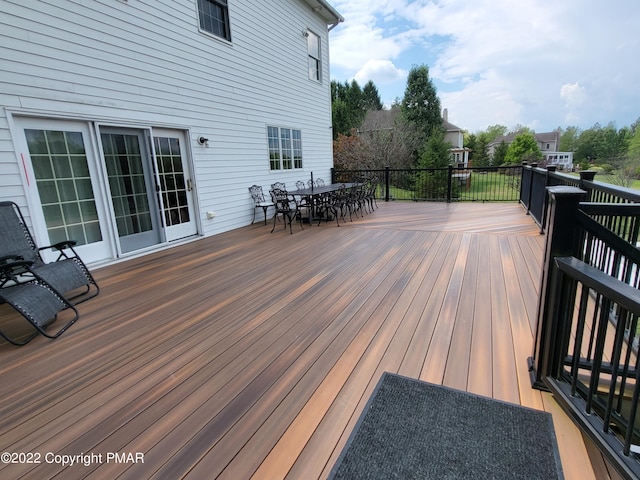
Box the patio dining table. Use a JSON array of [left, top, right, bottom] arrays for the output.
[[293, 182, 356, 197], [293, 182, 357, 223]]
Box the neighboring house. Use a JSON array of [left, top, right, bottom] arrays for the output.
[[488, 131, 574, 169], [359, 107, 469, 166], [443, 109, 470, 167], [359, 108, 400, 135], [0, 0, 342, 266]]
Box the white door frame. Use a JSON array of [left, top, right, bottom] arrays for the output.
[[150, 127, 198, 242], [9, 114, 200, 264], [11, 116, 116, 264]]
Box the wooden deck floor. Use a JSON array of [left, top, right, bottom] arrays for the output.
[[0, 202, 621, 479]]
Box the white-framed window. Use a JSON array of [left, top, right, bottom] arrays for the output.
[[307, 30, 321, 82], [197, 0, 231, 41], [268, 126, 303, 171]]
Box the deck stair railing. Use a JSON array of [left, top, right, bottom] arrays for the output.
[[531, 187, 640, 480]]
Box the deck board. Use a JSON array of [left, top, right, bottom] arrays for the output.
[[0, 201, 615, 479]]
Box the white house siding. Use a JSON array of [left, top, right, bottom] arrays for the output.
[[0, 0, 338, 263]]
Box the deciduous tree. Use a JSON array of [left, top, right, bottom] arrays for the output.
[[504, 132, 542, 164]]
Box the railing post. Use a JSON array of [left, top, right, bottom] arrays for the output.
[[331, 167, 335, 184], [447, 165, 453, 202], [384, 166, 390, 202], [527, 162, 538, 216], [579, 170, 596, 201], [530, 186, 587, 389], [520, 162, 528, 206], [539, 165, 559, 231]]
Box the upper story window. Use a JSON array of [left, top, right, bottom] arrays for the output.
[[307, 30, 321, 82], [197, 0, 231, 41], [268, 126, 303, 171]]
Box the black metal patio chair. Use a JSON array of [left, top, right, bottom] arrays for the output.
[[293, 181, 314, 218], [269, 188, 304, 234], [0, 259, 79, 345], [248, 185, 274, 225], [364, 177, 379, 212], [0, 201, 99, 305], [315, 186, 346, 227]]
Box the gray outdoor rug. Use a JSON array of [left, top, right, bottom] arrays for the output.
[[329, 373, 564, 479]]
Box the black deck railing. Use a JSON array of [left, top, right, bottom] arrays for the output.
[[531, 187, 640, 480], [332, 165, 522, 202], [520, 164, 640, 233]]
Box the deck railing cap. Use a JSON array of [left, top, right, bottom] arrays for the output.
[[546, 186, 585, 196]]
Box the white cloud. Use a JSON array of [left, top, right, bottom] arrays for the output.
[[560, 83, 586, 107], [329, 0, 640, 130], [354, 59, 407, 85], [440, 70, 523, 132], [329, 22, 410, 72]]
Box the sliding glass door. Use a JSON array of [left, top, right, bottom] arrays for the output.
[[16, 118, 198, 262], [100, 128, 162, 253]]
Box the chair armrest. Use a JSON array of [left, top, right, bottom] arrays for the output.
[[38, 240, 79, 261], [39, 240, 77, 252], [0, 255, 24, 265], [0, 259, 34, 275]]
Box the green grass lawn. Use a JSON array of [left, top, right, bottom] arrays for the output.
[[567, 171, 640, 190], [380, 170, 640, 202], [382, 171, 520, 201], [457, 172, 519, 201], [598, 175, 640, 190]]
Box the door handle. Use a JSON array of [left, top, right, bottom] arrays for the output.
[[187, 179, 193, 192]]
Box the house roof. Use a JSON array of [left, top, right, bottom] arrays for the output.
[[444, 120, 463, 133], [360, 108, 465, 135], [360, 109, 400, 132], [489, 131, 559, 147], [301, 0, 344, 26]]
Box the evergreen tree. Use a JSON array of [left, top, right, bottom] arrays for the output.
[[331, 98, 351, 140], [492, 141, 509, 166], [419, 126, 451, 168], [473, 134, 490, 167], [362, 80, 383, 111], [401, 65, 442, 142], [464, 133, 477, 165], [345, 80, 364, 130], [330, 79, 381, 139]]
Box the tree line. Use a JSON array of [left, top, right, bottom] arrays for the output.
[[332, 67, 640, 179]]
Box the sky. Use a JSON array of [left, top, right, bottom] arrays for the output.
[[327, 0, 640, 134]]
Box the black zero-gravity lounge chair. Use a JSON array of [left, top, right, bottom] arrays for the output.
[[0, 201, 99, 305], [0, 200, 99, 345], [0, 259, 79, 345]]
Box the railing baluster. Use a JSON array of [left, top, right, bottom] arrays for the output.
[[586, 297, 611, 414], [570, 284, 590, 396], [603, 306, 629, 431]]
